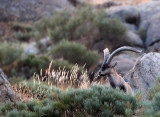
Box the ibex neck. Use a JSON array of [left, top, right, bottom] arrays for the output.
[[108, 69, 121, 88]]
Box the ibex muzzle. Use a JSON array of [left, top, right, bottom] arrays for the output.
[[99, 46, 142, 95]]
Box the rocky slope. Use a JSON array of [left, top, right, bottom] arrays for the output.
[[0, 0, 73, 21]]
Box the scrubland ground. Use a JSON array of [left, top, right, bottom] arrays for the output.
[[1, 0, 160, 117]]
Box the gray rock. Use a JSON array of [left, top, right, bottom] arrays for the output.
[[146, 42, 160, 52], [145, 14, 160, 47], [107, 6, 140, 26], [125, 23, 136, 32], [137, 1, 160, 22], [126, 53, 160, 95], [136, 1, 160, 47], [92, 30, 144, 52], [124, 31, 144, 47], [38, 37, 51, 50], [0, 70, 18, 103], [0, 0, 73, 21], [138, 20, 149, 42], [111, 54, 137, 76], [23, 42, 39, 55], [139, 20, 149, 31]]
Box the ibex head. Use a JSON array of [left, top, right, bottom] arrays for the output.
[[99, 46, 142, 76]]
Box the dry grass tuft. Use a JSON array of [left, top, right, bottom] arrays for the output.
[[13, 61, 109, 101], [13, 82, 48, 102], [34, 61, 90, 89]]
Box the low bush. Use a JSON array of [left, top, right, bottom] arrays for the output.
[[52, 59, 76, 71], [0, 42, 23, 67], [143, 93, 160, 117], [148, 77, 160, 100], [12, 22, 33, 42], [13, 80, 56, 101], [140, 78, 160, 117], [15, 32, 32, 42], [12, 22, 32, 32], [34, 4, 127, 49], [4, 54, 87, 79], [1, 85, 139, 117], [50, 40, 100, 69], [10, 77, 25, 85], [15, 54, 50, 78]]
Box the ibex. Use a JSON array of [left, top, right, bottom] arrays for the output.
[[98, 46, 142, 95]]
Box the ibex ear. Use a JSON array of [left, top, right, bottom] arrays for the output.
[[103, 48, 110, 64]]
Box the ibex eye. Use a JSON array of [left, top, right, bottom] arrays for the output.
[[102, 65, 108, 71]]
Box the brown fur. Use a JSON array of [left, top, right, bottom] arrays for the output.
[[100, 67, 134, 95], [99, 46, 142, 95]]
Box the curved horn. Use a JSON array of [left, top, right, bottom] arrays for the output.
[[103, 48, 110, 65], [106, 46, 142, 65]]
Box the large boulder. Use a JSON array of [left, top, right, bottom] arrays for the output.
[[124, 31, 144, 47], [92, 30, 144, 52], [146, 42, 160, 52], [111, 54, 138, 76], [136, 1, 160, 49], [0, 70, 18, 103], [0, 0, 73, 21], [137, 1, 160, 22], [125, 23, 136, 32], [107, 6, 140, 26], [145, 14, 160, 47], [126, 53, 160, 95]]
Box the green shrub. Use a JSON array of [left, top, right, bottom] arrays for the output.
[[16, 102, 28, 111], [0, 42, 23, 66], [1, 102, 15, 113], [6, 109, 20, 117], [12, 22, 32, 32], [16, 54, 50, 78], [7, 54, 86, 79], [6, 54, 84, 79], [143, 93, 160, 117], [14, 80, 52, 100], [141, 78, 160, 117], [52, 59, 73, 70], [50, 40, 100, 69], [97, 18, 127, 47], [55, 85, 138, 117], [35, 4, 127, 49], [34, 11, 70, 41], [51, 59, 85, 75], [15, 31, 32, 42], [6, 109, 36, 117], [10, 77, 25, 85], [148, 77, 160, 100], [0, 85, 139, 117]]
